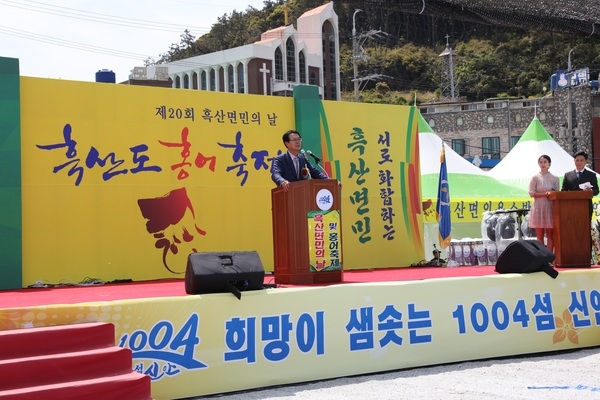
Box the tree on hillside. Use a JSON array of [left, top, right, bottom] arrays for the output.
[[151, 0, 600, 103]]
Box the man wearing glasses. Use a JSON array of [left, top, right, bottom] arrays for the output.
[[271, 130, 328, 191]]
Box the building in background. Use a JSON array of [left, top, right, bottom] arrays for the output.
[[127, 2, 340, 100], [420, 80, 600, 171]]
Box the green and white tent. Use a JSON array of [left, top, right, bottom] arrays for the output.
[[418, 112, 529, 253], [418, 112, 528, 200], [488, 117, 580, 190]]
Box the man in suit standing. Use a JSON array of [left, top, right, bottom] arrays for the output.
[[271, 130, 328, 191], [561, 150, 599, 220]]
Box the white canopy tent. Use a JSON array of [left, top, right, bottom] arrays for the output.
[[488, 117, 584, 190], [418, 112, 529, 260], [419, 113, 528, 199]]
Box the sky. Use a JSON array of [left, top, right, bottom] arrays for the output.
[[0, 0, 266, 83]]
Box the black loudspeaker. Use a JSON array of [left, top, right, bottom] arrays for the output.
[[185, 251, 265, 299], [495, 240, 558, 278]]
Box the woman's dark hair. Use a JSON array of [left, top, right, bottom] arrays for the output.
[[538, 154, 551, 164]]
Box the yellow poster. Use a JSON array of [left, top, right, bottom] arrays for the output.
[[307, 210, 342, 271]]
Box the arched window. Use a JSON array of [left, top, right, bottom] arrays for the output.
[[237, 64, 245, 93], [201, 71, 207, 90], [228, 65, 235, 92], [210, 69, 216, 91], [274, 47, 283, 81], [299, 51, 306, 83], [321, 21, 337, 100], [286, 38, 296, 82]]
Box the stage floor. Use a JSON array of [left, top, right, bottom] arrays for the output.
[[1, 265, 597, 309]]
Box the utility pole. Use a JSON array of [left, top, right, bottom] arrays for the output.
[[352, 9, 362, 102], [567, 49, 575, 152], [439, 35, 458, 102], [352, 10, 388, 102]]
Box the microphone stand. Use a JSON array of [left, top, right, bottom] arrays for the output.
[[315, 161, 329, 178], [307, 151, 329, 178]]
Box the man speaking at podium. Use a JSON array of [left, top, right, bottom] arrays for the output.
[[271, 130, 328, 191], [561, 150, 599, 220]]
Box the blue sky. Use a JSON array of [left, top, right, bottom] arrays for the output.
[[0, 0, 265, 82]]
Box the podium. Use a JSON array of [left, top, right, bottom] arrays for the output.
[[548, 191, 593, 268], [271, 179, 343, 284]]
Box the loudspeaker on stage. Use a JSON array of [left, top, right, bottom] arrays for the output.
[[495, 240, 558, 278], [185, 251, 265, 299]]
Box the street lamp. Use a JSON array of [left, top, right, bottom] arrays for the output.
[[352, 9, 362, 102]]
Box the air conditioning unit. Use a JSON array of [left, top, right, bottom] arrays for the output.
[[481, 154, 491, 160]]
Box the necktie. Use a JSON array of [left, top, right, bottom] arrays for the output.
[[577, 171, 581, 179], [293, 157, 299, 178]]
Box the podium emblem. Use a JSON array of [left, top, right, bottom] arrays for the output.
[[316, 188, 333, 211]]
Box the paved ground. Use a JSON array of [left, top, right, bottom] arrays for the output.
[[196, 347, 600, 399]]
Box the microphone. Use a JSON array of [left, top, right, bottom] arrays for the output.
[[305, 149, 321, 163], [301, 149, 329, 178]]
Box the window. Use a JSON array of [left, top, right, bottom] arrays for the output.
[[237, 64, 244, 94], [274, 48, 283, 81], [486, 101, 504, 109], [428, 119, 436, 128], [322, 21, 337, 100], [482, 137, 500, 158], [210, 69, 216, 91], [228, 65, 234, 92], [200, 71, 207, 90], [456, 117, 463, 126], [299, 51, 306, 83], [461, 104, 477, 111], [522, 101, 537, 107], [510, 135, 521, 149], [286, 38, 296, 82], [452, 139, 466, 156]]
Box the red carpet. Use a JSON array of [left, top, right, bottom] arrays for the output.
[[1, 265, 596, 309]]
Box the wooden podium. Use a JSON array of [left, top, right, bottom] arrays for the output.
[[548, 190, 593, 268], [271, 179, 343, 284]]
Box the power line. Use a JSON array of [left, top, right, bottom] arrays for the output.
[[0, 26, 151, 61], [0, 0, 210, 35]]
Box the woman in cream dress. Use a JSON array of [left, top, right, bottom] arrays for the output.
[[528, 154, 559, 252]]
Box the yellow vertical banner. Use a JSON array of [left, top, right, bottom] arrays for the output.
[[318, 101, 423, 268]]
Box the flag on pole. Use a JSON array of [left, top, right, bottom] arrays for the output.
[[436, 143, 451, 249]]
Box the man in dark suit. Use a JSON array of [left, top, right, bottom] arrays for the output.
[[561, 150, 599, 219], [271, 130, 328, 191]]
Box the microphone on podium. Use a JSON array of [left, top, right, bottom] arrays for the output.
[[301, 149, 329, 178], [305, 149, 321, 163]]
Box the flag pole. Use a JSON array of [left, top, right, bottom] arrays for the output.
[[436, 143, 451, 250]]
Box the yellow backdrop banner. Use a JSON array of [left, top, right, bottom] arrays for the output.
[[20, 78, 422, 285]]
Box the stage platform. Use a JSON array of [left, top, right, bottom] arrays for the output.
[[0, 265, 507, 309], [1, 265, 600, 400]]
